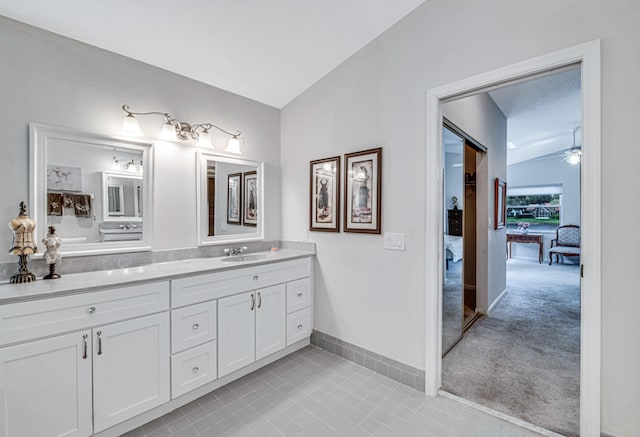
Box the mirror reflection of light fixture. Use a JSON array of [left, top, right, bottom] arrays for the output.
[[113, 156, 143, 172], [564, 127, 582, 165], [121, 104, 242, 154]]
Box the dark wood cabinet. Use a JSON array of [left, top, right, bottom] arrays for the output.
[[448, 209, 463, 236]]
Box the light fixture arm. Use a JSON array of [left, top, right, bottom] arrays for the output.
[[122, 104, 169, 119], [193, 122, 241, 138], [121, 104, 241, 143]]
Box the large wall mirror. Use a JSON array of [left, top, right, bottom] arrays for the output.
[[197, 151, 263, 245], [29, 123, 153, 255]]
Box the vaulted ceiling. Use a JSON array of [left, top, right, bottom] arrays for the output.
[[1, 1, 580, 164], [0, 0, 427, 108]]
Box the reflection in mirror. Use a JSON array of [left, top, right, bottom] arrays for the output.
[[30, 124, 153, 255], [102, 172, 143, 221], [442, 125, 464, 357], [197, 151, 263, 245]]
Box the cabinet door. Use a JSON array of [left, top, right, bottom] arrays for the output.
[[0, 331, 92, 437], [255, 284, 286, 361], [93, 313, 170, 433], [218, 292, 255, 377]]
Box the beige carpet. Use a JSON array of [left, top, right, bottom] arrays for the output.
[[442, 258, 580, 436]]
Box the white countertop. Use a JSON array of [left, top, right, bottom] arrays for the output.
[[0, 249, 313, 304]]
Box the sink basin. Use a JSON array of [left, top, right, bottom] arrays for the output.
[[220, 253, 270, 263]]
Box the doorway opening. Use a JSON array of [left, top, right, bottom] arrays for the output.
[[424, 41, 601, 437], [441, 66, 583, 436]]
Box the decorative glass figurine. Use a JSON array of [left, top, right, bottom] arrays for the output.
[[8, 201, 37, 284], [42, 225, 62, 280]]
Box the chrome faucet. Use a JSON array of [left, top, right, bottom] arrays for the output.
[[224, 246, 248, 256]]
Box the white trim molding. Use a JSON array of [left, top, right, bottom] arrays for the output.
[[424, 40, 601, 437]]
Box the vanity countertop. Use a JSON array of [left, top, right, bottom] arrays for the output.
[[0, 249, 314, 304]]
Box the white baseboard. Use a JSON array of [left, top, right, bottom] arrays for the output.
[[487, 288, 508, 314]]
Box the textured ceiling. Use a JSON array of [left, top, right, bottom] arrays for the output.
[[0, 0, 427, 108], [489, 67, 582, 166]]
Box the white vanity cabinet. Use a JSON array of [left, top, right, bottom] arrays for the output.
[[0, 282, 170, 437], [171, 258, 311, 382], [0, 253, 313, 437], [92, 313, 170, 433], [0, 330, 93, 437], [218, 284, 286, 377]]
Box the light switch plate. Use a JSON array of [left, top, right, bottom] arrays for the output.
[[384, 232, 405, 251]]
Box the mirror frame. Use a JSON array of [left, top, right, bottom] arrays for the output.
[[196, 151, 264, 245], [101, 171, 143, 222], [29, 123, 154, 257]]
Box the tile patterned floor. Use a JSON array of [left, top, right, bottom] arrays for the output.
[[125, 346, 544, 437]]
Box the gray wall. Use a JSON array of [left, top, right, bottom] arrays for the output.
[[280, 0, 640, 435], [0, 16, 281, 265]]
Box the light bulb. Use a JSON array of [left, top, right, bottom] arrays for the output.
[[160, 121, 177, 141], [225, 136, 241, 154], [567, 153, 581, 165], [196, 129, 213, 148], [122, 114, 143, 136]]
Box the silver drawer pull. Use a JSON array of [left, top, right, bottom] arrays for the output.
[[82, 334, 88, 359], [253, 275, 259, 281], [96, 331, 103, 355], [88, 306, 96, 314], [192, 323, 200, 331], [297, 293, 303, 297], [298, 324, 303, 329], [192, 366, 199, 374]]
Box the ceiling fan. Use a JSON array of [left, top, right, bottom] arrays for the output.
[[529, 127, 582, 165]]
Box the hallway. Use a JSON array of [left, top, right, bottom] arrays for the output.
[[442, 258, 580, 436]]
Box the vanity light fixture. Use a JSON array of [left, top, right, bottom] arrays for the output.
[[121, 104, 242, 154]]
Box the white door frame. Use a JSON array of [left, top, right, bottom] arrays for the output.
[[424, 40, 601, 436]]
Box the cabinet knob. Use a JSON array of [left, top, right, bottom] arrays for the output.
[[253, 275, 259, 281], [192, 366, 199, 374], [88, 306, 96, 314], [298, 324, 303, 330], [192, 323, 199, 331], [297, 293, 303, 298]]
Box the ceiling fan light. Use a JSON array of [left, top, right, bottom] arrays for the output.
[[566, 149, 581, 165]]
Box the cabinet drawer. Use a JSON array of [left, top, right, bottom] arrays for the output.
[[171, 257, 311, 308], [286, 278, 311, 314], [286, 308, 311, 346], [0, 282, 170, 346], [171, 301, 217, 353], [171, 341, 217, 399]]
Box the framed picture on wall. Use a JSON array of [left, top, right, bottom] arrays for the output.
[[344, 147, 382, 234], [242, 171, 257, 227], [227, 173, 242, 225], [495, 177, 507, 229], [47, 165, 82, 192], [309, 156, 340, 232]]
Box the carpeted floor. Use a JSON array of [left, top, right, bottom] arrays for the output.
[[442, 258, 580, 436]]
